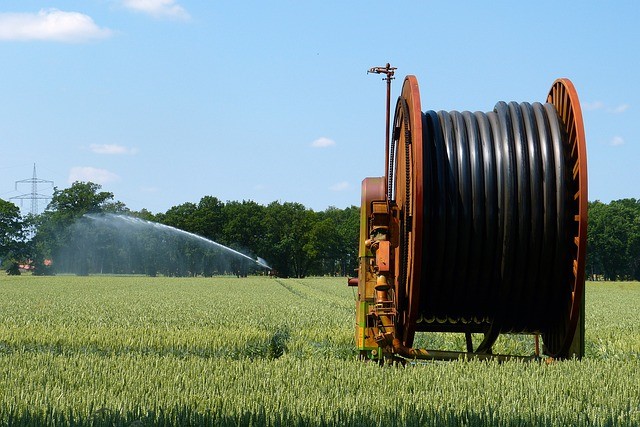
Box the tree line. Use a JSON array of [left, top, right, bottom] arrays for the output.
[[587, 199, 640, 281], [0, 182, 359, 278], [1, 181, 639, 281]]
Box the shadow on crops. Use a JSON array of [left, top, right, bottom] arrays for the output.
[[273, 279, 308, 299], [233, 326, 290, 360], [0, 327, 292, 361], [3, 405, 632, 427]]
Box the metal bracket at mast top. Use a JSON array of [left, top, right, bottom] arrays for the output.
[[367, 63, 397, 79]]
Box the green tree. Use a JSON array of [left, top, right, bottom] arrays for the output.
[[130, 208, 157, 222], [156, 202, 198, 233], [261, 201, 315, 278], [306, 206, 360, 276], [587, 199, 640, 280], [611, 199, 640, 280], [46, 182, 120, 219], [0, 199, 28, 274], [33, 182, 125, 275], [194, 196, 226, 242], [222, 200, 265, 251], [220, 200, 266, 276]]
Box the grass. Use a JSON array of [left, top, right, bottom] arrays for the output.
[[0, 275, 638, 426]]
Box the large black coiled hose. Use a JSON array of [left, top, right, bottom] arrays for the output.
[[418, 102, 574, 333]]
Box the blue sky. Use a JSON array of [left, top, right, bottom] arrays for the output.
[[0, 1, 637, 215]]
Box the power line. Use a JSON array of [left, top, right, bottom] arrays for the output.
[[10, 163, 54, 216]]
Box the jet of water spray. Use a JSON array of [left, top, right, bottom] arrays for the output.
[[255, 257, 272, 270], [85, 213, 270, 270]]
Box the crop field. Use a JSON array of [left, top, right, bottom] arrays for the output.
[[0, 275, 638, 426]]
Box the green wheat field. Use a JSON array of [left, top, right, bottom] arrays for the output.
[[0, 276, 638, 426]]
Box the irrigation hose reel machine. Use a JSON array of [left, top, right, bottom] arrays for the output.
[[350, 66, 588, 361]]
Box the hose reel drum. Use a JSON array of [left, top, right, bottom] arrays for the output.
[[352, 71, 587, 361]]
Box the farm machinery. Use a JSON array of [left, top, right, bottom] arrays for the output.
[[349, 65, 587, 361]]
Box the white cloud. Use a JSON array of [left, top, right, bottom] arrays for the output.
[[68, 167, 120, 184], [329, 181, 349, 191], [583, 101, 630, 114], [610, 136, 625, 147], [0, 9, 112, 42], [90, 144, 138, 155], [582, 101, 604, 111], [610, 104, 629, 114], [121, 0, 190, 20], [311, 137, 336, 148]]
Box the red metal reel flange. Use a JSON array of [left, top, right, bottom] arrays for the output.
[[543, 78, 588, 358], [391, 76, 424, 347]]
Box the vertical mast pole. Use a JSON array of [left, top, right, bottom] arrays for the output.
[[368, 63, 396, 186]]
